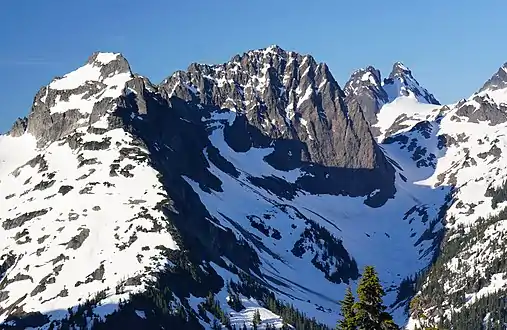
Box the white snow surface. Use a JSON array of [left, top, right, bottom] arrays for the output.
[[0, 134, 37, 178], [94, 52, 120, 65], [182, 108, 451, 326], [374, 85, 507, 327], [0, 128, 178, 326], [375, 95, 441, 141], [47, 53, 132, 115]]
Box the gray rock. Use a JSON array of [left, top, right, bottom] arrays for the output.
[[84, 264, 105, 283], [0, 253, 16, 278], [2, 209, 49, 230], [384, 114, 411, 139], [64, 228, 90, 250], [50, 254, 69, 265], [344, 66, 388, 127], [455, 95, 507, 125], [0, 291, 9, 303], [58, 185, 74, 195], [479, 63, 507, 92], [27, 107, 85, 148], [33, 180, 55, 191], [86, 52, 132, 78], [8, 118, 28, 137], [30, 274, 55, 297], [57, 288, 68, 297], [160, 46, 393, 175], [37, 235, 50, 244], [82, 138, 111, 151], [76, 169, 96, 181]]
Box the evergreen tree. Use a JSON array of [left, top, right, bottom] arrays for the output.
[[354, 266, 398, 330], [253, 309, 262, 326], [337, 286, 356, 330]]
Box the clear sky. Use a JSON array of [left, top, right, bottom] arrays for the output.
[[2, 0, 507, 133]]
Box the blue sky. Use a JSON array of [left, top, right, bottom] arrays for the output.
[[1, 0, 507, 132]]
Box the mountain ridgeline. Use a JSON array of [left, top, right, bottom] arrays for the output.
[[159, 46, 396, 204], [1, 45, 507, 329]]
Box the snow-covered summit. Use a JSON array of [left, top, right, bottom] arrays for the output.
[[344, 62, 439, 130], [383, 61, 440, 104], [50, 52, 132, 91], [8, 52, 134, 148]]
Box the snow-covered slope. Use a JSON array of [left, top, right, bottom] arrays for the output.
[[368, 61, 507, 328], [0, 55, 180, 328], [2, 46, 506, 330]]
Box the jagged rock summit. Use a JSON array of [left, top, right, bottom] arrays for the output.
[[448, 62, 507, 127], [384, 61, 440, 104], [344, 66, 389, 127], [159, 45, 396, 202], [479, 62, 507, 93], [344, 61, 439, 131], [161, 45, 390, 171]]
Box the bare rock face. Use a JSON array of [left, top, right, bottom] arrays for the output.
[[455, 95, 507, 125], [344, 66, 388, 127], [8, 118, 28, 137], [160, 45, 393, 175], [479, 62, 507, 93]]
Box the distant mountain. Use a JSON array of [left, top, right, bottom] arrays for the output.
[[1, 45, 507, 330], [344, 61, 439, 138]]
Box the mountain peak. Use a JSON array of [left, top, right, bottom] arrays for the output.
[[383, 61, 439, 105], [264, 44, 284, 53], [10, 51, 134, 144], [85, 52, 131, 73], [346, 66, 383, 90], [159, 46, 394, 176], [87, 52, 123, 64], [344, 66, 388, 127], [343, 62, 439, 130], [163, 45, 329, 108], [389, 61, 413, 79], [478, 62, 507, 93], [48, 51, 132, 92]]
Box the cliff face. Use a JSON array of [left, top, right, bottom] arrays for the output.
[[160, 46, 392, 171]]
